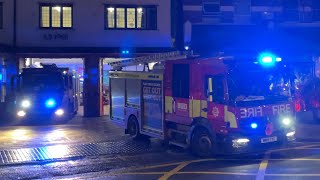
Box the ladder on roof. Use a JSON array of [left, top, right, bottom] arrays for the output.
[[108, 51, 190, 69]]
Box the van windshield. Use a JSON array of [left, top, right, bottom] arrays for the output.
[[21, 72, 64, 92]]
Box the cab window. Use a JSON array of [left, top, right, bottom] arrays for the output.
[[206, 76, 225, 103]]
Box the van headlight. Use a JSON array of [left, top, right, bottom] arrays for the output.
[[21, 100, 31, 108], [55, 109, 64, 116], [17, 110, 26, 117]]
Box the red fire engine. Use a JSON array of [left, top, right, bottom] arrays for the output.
[[109, 52, 296, 157], [293, 58, 320, 121]]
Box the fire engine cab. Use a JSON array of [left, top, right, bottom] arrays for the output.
[[11, 64, 79, 122], [109, 52, 296, 157]]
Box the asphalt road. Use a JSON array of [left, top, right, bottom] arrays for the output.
[[0, 114, 320, 180]]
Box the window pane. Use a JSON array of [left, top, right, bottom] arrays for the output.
[[126, 8, 136, 28], [146, 7, 157, 30], [52, 6, 61, 27], [116, 8, 125, 28], [62, 7, 72, 28], [137, 8, 146, 29], [107, 7, 115, 28], [41, 6, 50, 27]]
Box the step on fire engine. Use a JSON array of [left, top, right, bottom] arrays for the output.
[[109, 51, 296, 157], [10, 64, 79, 122]]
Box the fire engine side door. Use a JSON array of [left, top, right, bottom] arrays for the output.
[[171, 64, 191, 124], [206, 75, 229, 130]]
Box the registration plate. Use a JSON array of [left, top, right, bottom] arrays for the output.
[[261, 136, 277, 143]]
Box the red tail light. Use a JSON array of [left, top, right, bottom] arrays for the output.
[[295, 103, 301, 112]]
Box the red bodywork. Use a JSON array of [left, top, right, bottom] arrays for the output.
[[164, 57, 295, 136]]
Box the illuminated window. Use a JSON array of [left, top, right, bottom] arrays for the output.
[[41, 6, 50, 27], [0, 3, 3, 29], [127, 8, 136, 28], [40, 4, 72, 28], [52, 6, 61, 27], [107, 7, 115, 28], [106, 6, 157, 30], [116, 8, 125, 28], [137, 8, 146, 28], [63, 7, 72, 28]]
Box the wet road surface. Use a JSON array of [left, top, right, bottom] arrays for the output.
[[0, 115, 320, 179]]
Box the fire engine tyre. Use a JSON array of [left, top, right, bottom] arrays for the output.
[[191, 128, 216, 158], [127, 116, 143, 140]]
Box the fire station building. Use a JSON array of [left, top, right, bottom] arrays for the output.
[[183, 0, 320, 57], [0, 0, 178, 117]]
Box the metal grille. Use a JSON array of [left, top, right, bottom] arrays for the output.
[[0, 140, 157, 165]]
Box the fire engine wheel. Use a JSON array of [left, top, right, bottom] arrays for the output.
[[191, 128, 215, 158], [127, 116, 142, 139]]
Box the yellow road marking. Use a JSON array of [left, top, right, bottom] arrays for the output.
[[117, 158, 215, 173], [158, 162, 190, 180], [256, 153, 270, 180]]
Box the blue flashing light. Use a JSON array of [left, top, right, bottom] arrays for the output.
[[258, 52, 277, 67], [262, 56, 273, 63], [122, 50, 130, 54], [45, 98, 56, 108], [184, 46, 190, 50], [0, 73, 2, 82], [276, 57, 282, 62], [251, 123, 258, 129]]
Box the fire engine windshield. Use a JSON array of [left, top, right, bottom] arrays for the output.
[[228, 67, 293, 105], [21, 72, 64, 92]]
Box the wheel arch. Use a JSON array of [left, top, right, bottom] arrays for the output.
[[186, 117, 216, 146]]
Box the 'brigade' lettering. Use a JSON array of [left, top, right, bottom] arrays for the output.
[[240, 107, 263, 118], [272, 104, 291, 115], [177, 103, 188, 110]]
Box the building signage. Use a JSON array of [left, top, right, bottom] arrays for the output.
[[43, 33, 68, 40]]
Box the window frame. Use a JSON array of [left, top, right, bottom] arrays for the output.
[[205, 75, 226, 103], [104, 4, 158, 30], [39, 3, 73, 29], [0, 2, 3, 29]]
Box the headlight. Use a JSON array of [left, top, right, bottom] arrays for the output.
[[17, 110, 26, 117], [286, 131, 295, 137], [21, 100, 31, 108], [55, 109, 64, 116], [232, 138, 250, 143], [282, 118, 291, 126]]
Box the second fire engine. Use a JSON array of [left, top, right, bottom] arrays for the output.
[[10, 64, 79, 122]]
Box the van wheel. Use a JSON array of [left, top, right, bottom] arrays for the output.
[[191, 128, 215, 158], [127, 116, 142, 139]]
